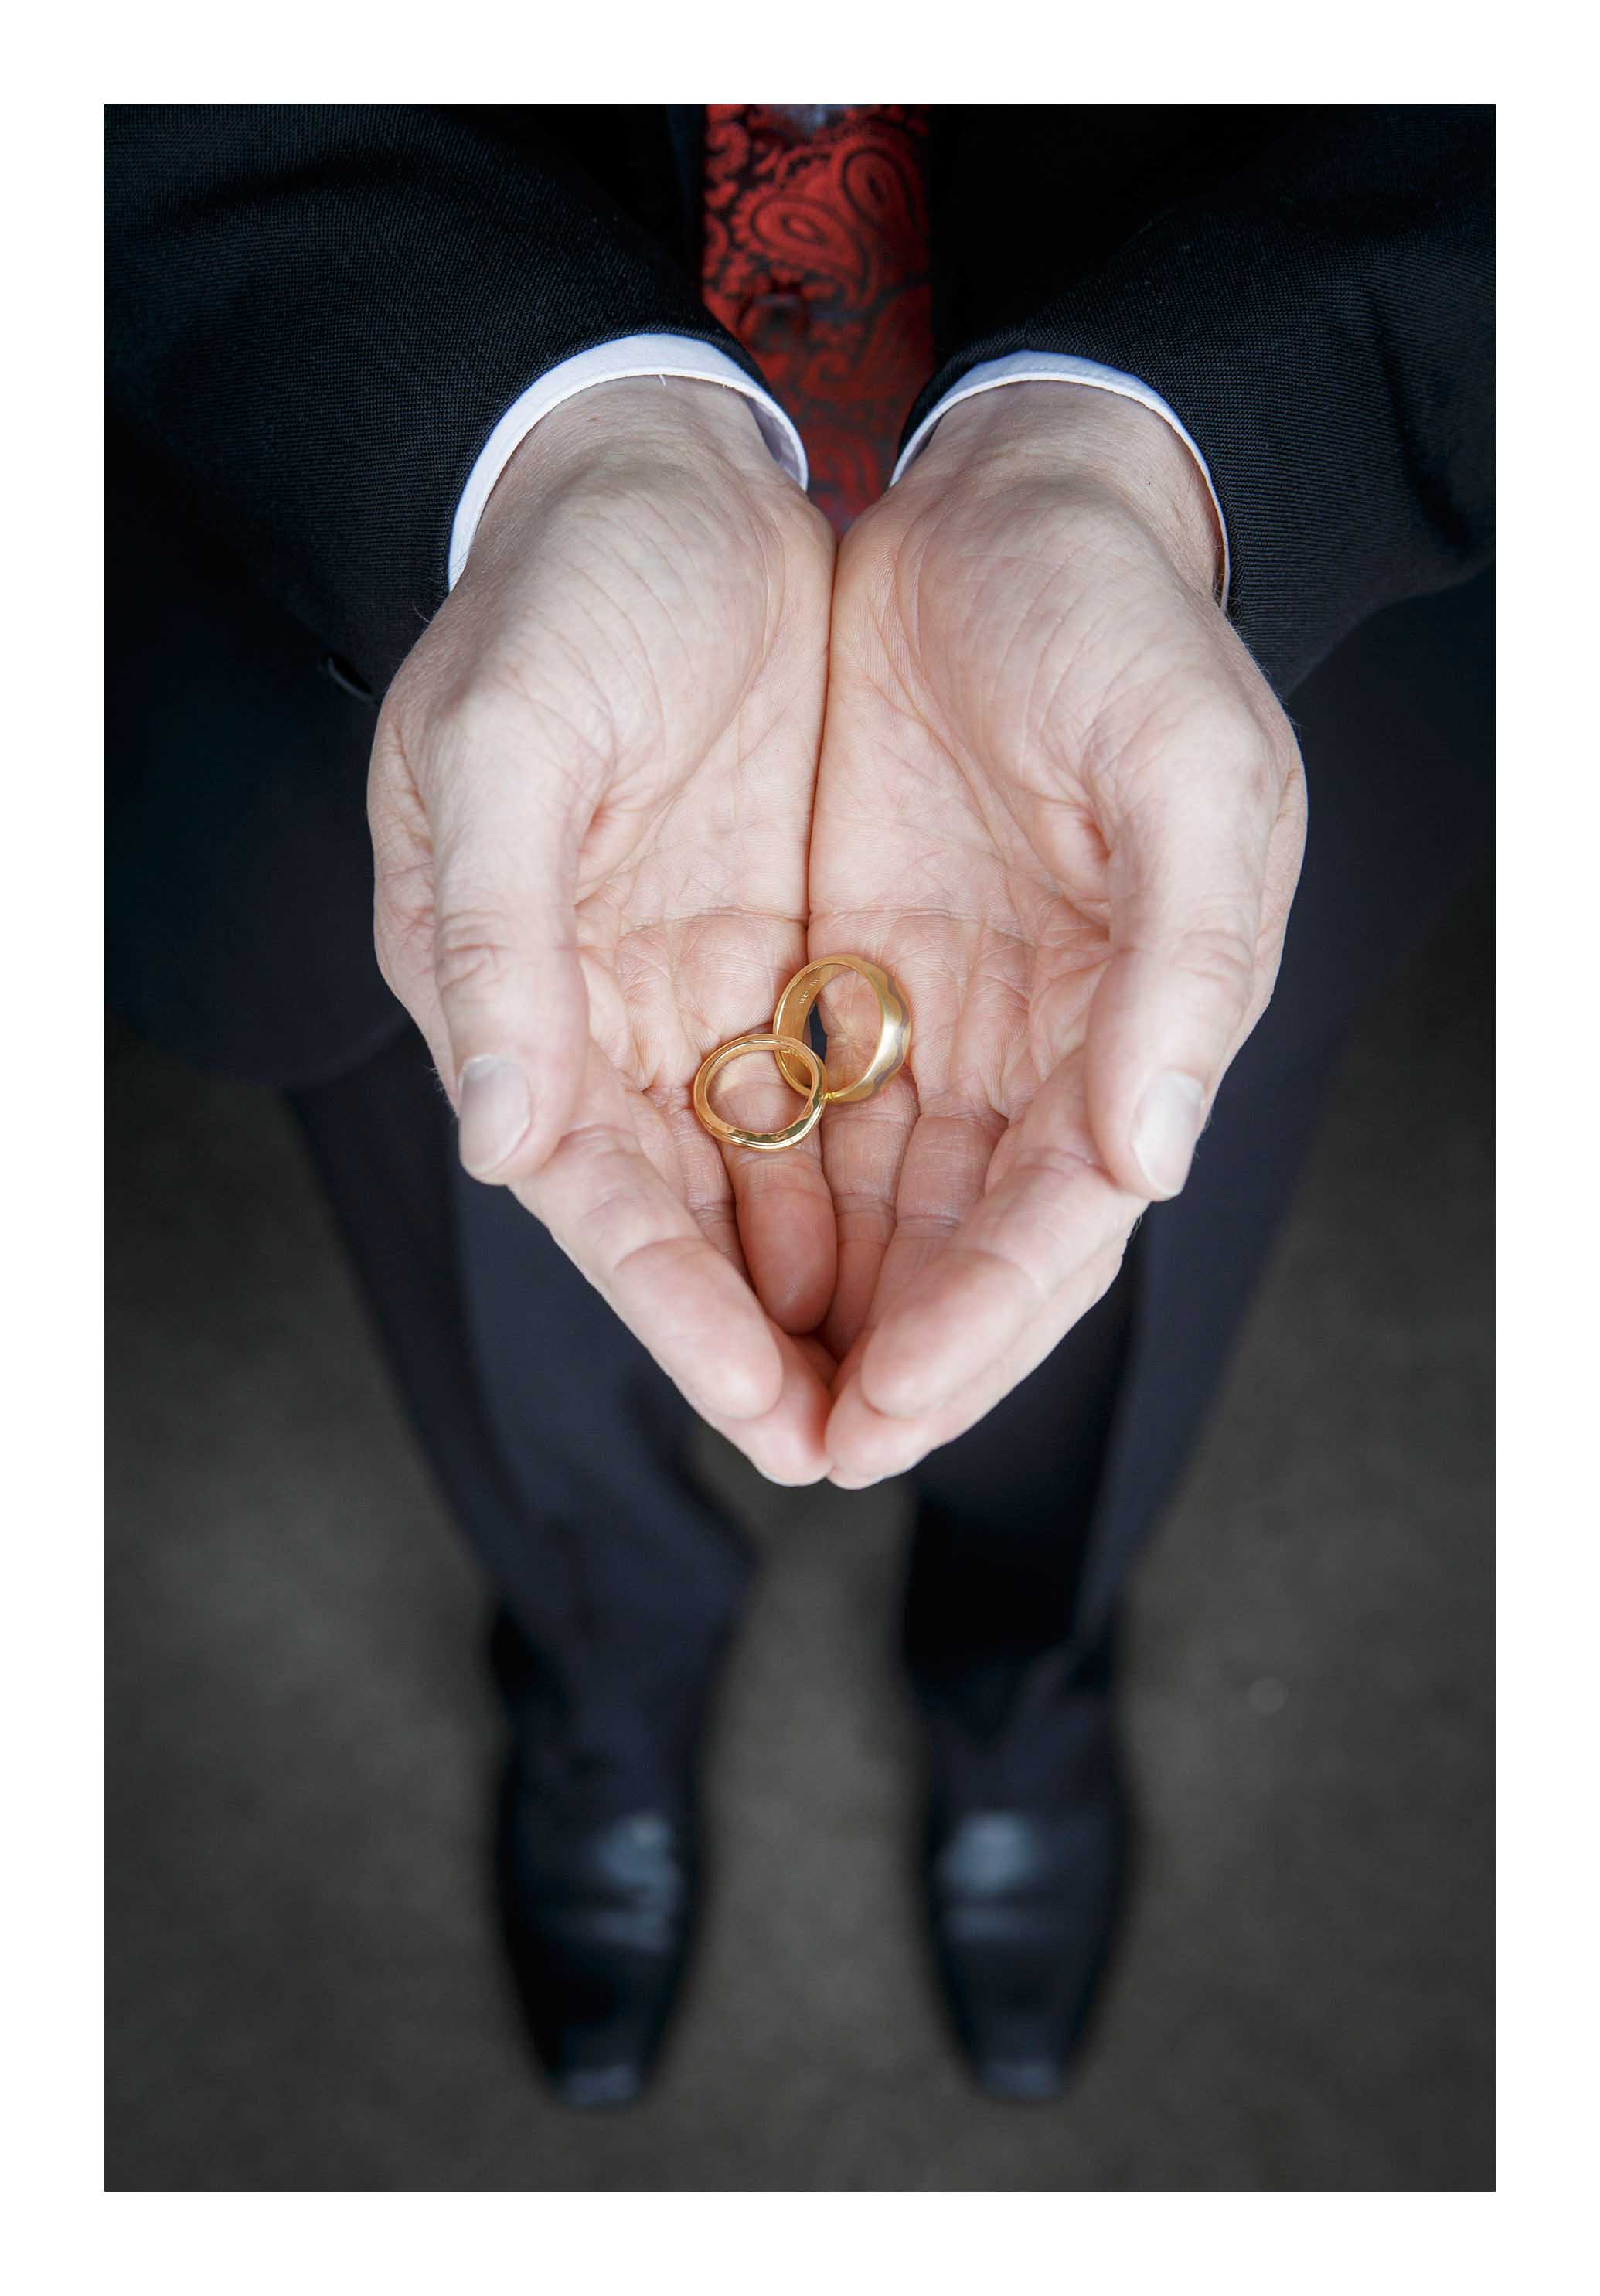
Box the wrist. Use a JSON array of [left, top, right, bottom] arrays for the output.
[[473, 376, 775, 559], [909, 383, 1223, 602]]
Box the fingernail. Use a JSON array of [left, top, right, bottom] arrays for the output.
[[458, 1056, 532, 1177], [1132, 1071, 1205, 1199]]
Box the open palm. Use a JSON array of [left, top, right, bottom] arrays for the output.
[[369, 381, 837, 1481], [807, 390, 1307, 1483]]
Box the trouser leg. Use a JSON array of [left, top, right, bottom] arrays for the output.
[[904, 1255, 1137, 1739], [290, 1024, 752, 1795], [900, 570, 1494, 1800], [449, 1149, 753, 1789], [902, 1043, 1334, 1804]]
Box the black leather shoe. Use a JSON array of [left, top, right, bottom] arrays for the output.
[[494, 1760, 699, 2108], [923, 1694, 1128, 2101]]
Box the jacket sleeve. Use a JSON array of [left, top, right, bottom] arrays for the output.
[[907, 106, 1493, 697], [107, 105, 754, 692]]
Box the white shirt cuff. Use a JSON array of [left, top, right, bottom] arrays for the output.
[[447, 333, 809, 589], [891, 351, 1231, 608]]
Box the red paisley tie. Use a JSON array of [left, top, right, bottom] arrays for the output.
[[701, 104, 934, 534]]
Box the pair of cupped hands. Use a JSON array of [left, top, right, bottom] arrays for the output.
[[369, 376, 1306, 1487]]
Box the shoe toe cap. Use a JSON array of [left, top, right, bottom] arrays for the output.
[[973, 2056, 1067, 2104], [552, 2061, 647, 2110]]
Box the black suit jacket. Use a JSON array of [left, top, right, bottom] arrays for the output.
[[105, 104, 1493, 1084], [108, 104, 1491, 699]]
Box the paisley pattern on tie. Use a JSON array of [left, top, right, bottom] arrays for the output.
[[701, 105, 934, 533]]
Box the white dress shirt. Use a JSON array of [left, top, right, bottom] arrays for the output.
[[448, 334, 1230, 605]]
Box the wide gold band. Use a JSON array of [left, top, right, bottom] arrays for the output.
[[771, 956, 910, 1105], [690, 1032, 828, 1153]]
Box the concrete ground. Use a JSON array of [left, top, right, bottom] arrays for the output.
[[106, 878, 1492, 2192]]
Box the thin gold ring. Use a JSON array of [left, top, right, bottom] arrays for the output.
[[691, 1033, 828, 1153], [771, 956, 910, 1105]]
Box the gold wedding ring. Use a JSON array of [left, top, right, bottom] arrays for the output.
[[771, 956, 910, 1105], [692, 1033, 828, 1153], [691, 956, 911, 1155]]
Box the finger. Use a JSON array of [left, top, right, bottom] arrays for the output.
[[808, 963, 928, 1358], [698, 1326, 833, 1486], [374, 705, 591, 1188], [514, 1053, 829, 1475], [826, 1228, 1131, 1485], [848, 1061, 1141, 1425], [817, 1074, 919, 1358], [731, 1143, 837, 1337], [705, 1041, 838, 1337], [1085, 741, 1279, 1203], [826, 1092, 999, 1361]]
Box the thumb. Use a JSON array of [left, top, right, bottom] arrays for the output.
[[427, 781, 591, 1187], [1084, 763, 1273, 1202]]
